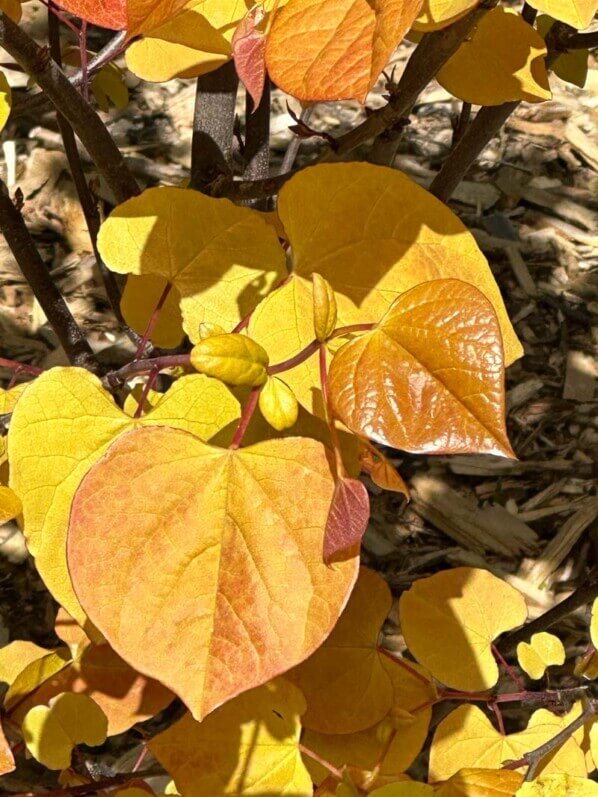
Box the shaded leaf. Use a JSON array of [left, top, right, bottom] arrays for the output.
[[399, 567, 527, 692], [360, 448, 409, 496], [413, 0, 476, 31], [437, 769, 524, 796], [537, 15, 588, 88], [324, 476, 370, 562], [0, 721, 14, 776], [150, 678, 312, 796], [329, 280, 514, 458], [288, 567, 393, 733], [68, 426, 358, 720], [233, 6, 267, 108], [8, 368, 240, 628]]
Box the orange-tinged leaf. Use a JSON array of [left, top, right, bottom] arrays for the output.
[[436, 768, 524, 796], [360, 447, 409, 496], [0, 485, 21, 524], [437, 8, 551, 105], [304, 658, 436, 783], [288, 567, 393, 733], [399, 567, 527, 692], [150, 678, 312, 796], [526, 0, 598, 29], [54, 0, 188, 36], [0, 721, 15, 776], [413, 0, 476, 31], [266, 0, 423, 102], [233, 6, 267, 108], [329, 280, 514, 458], [22, 692, 107, 770], [9, 641, 173, 736], [55, 608, 91, 655], [324, 476, 370, 562], [250, 164, 521, 417], [517, 632, 565, 680], [190, 333, 269, 386], [121, 275, 184, 349], [429, 705, 586, 781], [68, 426, 358, 720], [97, 187, 286, 341], [8, 367, 240, 629]]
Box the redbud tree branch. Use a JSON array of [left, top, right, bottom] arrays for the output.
[[0, 180, 99, 371], [0, 12, 138, 203]]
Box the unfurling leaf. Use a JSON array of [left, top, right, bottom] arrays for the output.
[[266, 0, 423, 102], [304, 658, 436, 784], [191, 334, 269, 386], [430, 705, 586, 781], [437, 8, 551, 105], [288, 567, 393, 734], [0, 485, 21, 524], [22, 693, 107, 770], [259, 377, 299, 431], [150, 678, 312, 796], [8, 368, 240, 628], [360, 447, 409, 497], [313, 273, 337, 342], [399, 567, 527, 692], [517, 632, 566, 680], [67, 426, 358, 720], [233, 6, 267, 109], [526, 0, 598, 29], [198, 322, 228, 340], [329, 280, 514, 458], [0, 71, 12, 135], [324, 476, 370, 562], [516, 774, 598, 795], [97, 187, 286, 341]]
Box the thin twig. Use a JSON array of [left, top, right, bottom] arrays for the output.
[[0, 180, 98, 371], [279, 106, 314, 174], [0, 13, 137, 203], [11, 767, 166, 797], [189, 60, 239, 193], [46, 7, 124, 325]]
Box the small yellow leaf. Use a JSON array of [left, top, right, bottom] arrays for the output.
[[0, 640, 51, 687], [97, 186, 286, 341], [0, 382, 29, 414], [436, 768, 524, 796], [259, 377, 299, 431], [4, 649, 72, 714], [198, 322, 227, 340], [0, 485, 21, 524], [288, 567, 393, 734], [526, 0, 598, 30], [517, 773, 598, 795], [22, 693, 107, 770], [313, 273, 337, 342], [399, 567, 527, 692], [517, 632, 565, 680], [429, 705, 586, 781], [91, 62, 129, 112], [121, 275, 185, 349], [438, 8, 552, 105], [150, 678, 312, 796], [191, 333, 269, 386], [0, 71, 12, 135], [8, 367, 240, 628]]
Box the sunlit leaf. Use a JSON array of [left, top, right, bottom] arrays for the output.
[[429, 704, 586, 781], [399, 567, 527, 692], [22, 693, 107, 770], [249, 164, 521, 416], [517, 632, 565, 680], [0, 485, 21, 524], [517, 774, 598, 795], [304, 658, 436, 783], [54, 0, 189, 38], [191, 334, 269, 386], [0, 640, 52, 686], [150, 678, 312, 795], [591, 598, 598, 649], [266, 0, 422, 102], [312, 273, 337, 343], [0, 721, 14, 776], [233, 6, 267, 108], [329, 280, 514, 458], [259, 377, 299, 431], [360, 448, 409, 497], [288, 567, 393, 733], [4, 650, 72, 715], [324, 476, 370, 562], [97, 187, 285, 341], [8, 368, 240, 629], [437, 769, 524, 796], [526, 0, 598, 29], [437, 8, 551, 105], [0, 71, 12, 135], [413, 0, 476, 31], [68, 426, 357, 720]]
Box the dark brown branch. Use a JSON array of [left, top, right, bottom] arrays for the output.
[[46, 8, 124, 327], [452, 101, 472, 147], [189, 61, 239, 193], [566, 30, 598, 50], [0, 14, 137, 203], [11, 31, 126, 120], [242, 83, 271, 209], [497, 567, 598, 658], [0, 181, 98, 371], [521, 3, 537, 24]]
